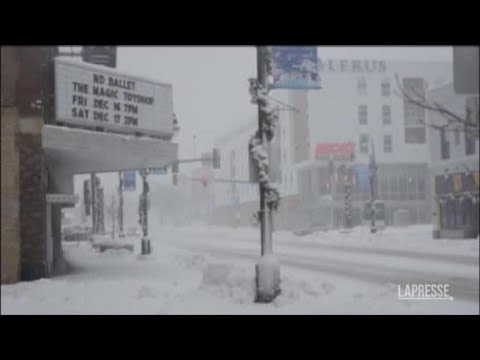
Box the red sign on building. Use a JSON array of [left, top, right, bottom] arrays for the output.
[[315, 142, 355, 160]]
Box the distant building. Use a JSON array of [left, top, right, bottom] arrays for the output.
[[427, 82, 479, 239], [212, 58, 453, 230]]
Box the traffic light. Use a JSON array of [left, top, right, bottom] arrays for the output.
[[172, 161, 179, 186], [212, 148, 221, 169], [172, 161, 179, 174]]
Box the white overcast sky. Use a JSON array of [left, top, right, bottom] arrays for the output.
[[116, 46, 453, 163]]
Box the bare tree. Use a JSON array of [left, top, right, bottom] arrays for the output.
[[394, 73, 479, 139]]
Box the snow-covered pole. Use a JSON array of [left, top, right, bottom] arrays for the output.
[[250, 46, 281, 303], [257, 47, 269, 256]]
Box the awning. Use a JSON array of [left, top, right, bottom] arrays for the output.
[[42, 125, 178, 174]]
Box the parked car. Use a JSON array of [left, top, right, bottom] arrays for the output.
[[62, 225, 92, 242]]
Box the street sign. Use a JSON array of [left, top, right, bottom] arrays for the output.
[[351, 164, 370, 191], [82, 46, 117, 68], [271, 47, 321, 89], [123, 171, 136, 191], [46, 193, 79, 205], [315, 142, 355, 161], [54, 58, 174, 138]]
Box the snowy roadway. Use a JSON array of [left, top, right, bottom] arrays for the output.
[[1, 224, 478, 314], [160, 225, 479, 303]]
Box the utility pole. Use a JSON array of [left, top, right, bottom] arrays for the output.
[[369, 137, 378, 234], [328, 159, 335, 229], [97, 185, 105, 233], [91, 173, 97, 233], [256, 46, 269, 257], [139, 169, 151, 255], [118, 171, 124, 237], [111, 195, 116, 240]]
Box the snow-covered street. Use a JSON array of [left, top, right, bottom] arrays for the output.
[[2, 224, 478, 314]]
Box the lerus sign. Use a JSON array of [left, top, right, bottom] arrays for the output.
[[54, 58, 174, 137]]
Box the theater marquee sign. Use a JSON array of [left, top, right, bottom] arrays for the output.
[[54, 58, 174, 137]]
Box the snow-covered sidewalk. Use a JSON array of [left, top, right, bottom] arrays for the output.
[[1, 225, 478, 314]]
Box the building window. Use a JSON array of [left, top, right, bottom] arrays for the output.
[[382, 105, 391, 125], [440, 129, 450, 160], [381, 79, 391, 97], [465, 132, 476, 155], [418, 177, 426, 200], [384, 134, 393, 153], [454, 128, 460, 146], [358, 77, 367, 95], [399, 176, 407, 199], [359, 134, 369, 154], [358, 105, 368, 125], [403, 78, 426, 144], [405, 127, 426, 144]]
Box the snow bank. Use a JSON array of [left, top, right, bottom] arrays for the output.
[[200, 262, 255, 304], [256, 254, 281, 302]]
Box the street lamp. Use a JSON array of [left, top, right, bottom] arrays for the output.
[[368, 137, 378, 234]]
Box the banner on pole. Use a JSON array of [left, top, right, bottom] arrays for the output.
[[270, 47, 321, 89], [123, 171, 136, 191]]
